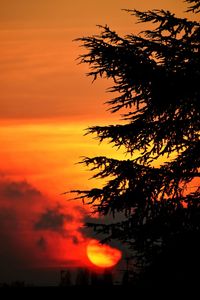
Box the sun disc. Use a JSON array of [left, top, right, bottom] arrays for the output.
[[86, 239, 122, 268]]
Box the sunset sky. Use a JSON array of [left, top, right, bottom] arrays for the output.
[[0, 0, 192, 285]]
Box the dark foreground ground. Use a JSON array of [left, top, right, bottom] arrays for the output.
[[0, 284, 198, 300]]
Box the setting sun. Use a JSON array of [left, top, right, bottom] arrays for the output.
[[86, 239, 122, 269]]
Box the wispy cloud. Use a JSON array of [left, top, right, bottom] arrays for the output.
[[34, 205, 73, 233]]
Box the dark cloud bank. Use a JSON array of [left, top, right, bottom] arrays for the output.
[[0, 177, 84, 285]]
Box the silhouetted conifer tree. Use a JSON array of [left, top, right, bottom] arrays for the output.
[[73, 0, 200, 276]]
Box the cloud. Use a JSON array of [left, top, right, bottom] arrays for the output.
[[0, 176, 91, 284], [0, 179, 41, 200], [0, 177, 55, 282], [36, 236, 47, 251], [0, 207, 18, 229], [71, 235, 79, 245], [34, 206, 73, 233], [0, 177, 44, 262]]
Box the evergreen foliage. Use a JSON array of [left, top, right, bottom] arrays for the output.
[[73, 0, 200, 271]]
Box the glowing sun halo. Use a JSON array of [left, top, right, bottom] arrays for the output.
[[86, 239, 122, 269]]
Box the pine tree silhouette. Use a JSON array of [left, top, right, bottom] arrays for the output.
[[73, 0, 200, 281]]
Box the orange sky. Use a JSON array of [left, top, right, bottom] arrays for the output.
[[0, 0, 195, 285], [0, 0, 188, 120]]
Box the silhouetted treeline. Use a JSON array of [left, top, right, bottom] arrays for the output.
[[59, 269, 114, 287]]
